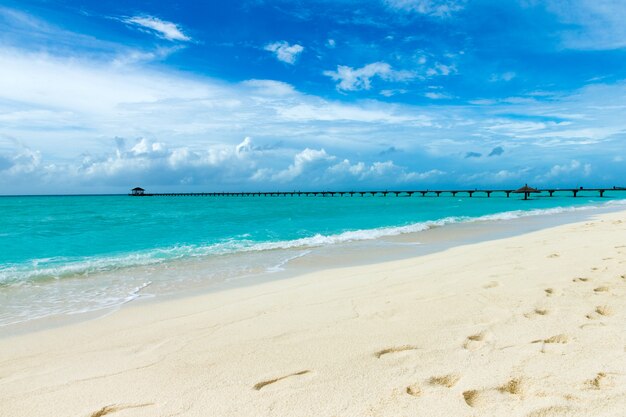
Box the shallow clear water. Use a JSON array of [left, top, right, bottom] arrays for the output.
[[1, 192, 625, 326]]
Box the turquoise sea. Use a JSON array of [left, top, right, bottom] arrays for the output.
[[1, 192, 625, 326]]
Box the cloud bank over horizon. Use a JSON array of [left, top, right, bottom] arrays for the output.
[[0, 1, 624, 194]]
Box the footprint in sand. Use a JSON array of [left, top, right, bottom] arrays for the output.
[[532, 334, 569, 352], [544, 288, 555, 297], [547, 253, 560, 258], [586, 305, 614, 320], [498, 377, 525, 396], [597, 305, 613, 315], [253, 370, 311, 391], [572, 277, 590, 283], [524, 308, 550, 319], [593, 286, 610, 293], [462, 390, 484, 407], [586, 372, 613, 390], [90, 403, 153, 417], [483, 281, 499, 289], [428, 374, 461, 388], [405, 384, 422, 397], [375, 345, 418, 358], [463, 331, 492, 351]]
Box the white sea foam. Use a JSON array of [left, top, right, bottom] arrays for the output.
[[0, 200, 620, 286], [266, 250, 312, 273]]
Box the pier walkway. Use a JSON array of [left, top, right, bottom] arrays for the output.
[[131, 187, 626, 198]]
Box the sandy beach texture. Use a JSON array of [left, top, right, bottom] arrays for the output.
[[1, 210, 625, 417]]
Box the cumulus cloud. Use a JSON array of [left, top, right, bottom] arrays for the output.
[[425, 63, 456, 77], [384, 0, 465, 17], [544, 160, 592, 179], [123, 15, 191, 42], [328, 159, 445, 183], [0, 146, 42, 175], [268, 148, 334, 182], [235, 137, 255, 155], [264, 41, 304, 64], [460, 168, 530, 184], [323, 62, 415, 91]]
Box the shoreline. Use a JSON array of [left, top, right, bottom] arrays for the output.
[[0, 209, 624, 416], [1, 199, 625, 336]]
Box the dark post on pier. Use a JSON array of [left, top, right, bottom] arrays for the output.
[[129, 185, 626, 199]]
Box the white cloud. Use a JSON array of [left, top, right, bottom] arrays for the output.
[[326, 39, 336, 48], [384, 0, 465, 17], [544, 160, 592, 179], [131, 138, 166, 155], [425, 63, 456, 77], [236, 137, 254, 155], [424, 92, 452, 99], [241, 79, 297, 96], [328, 159, 445, 183], [489, 72, 516, 82], [542, 0, 626, 50], [323, 62, 415, 91], [123, 15, 191, 42], [264, 41, 304, 64], [380, 89, 408, 97], [270, 148, 334, 182]]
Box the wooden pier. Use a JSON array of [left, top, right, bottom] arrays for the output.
[[130, 186, 626, 198]]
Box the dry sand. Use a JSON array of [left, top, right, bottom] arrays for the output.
[[1, 211, 625, 417]]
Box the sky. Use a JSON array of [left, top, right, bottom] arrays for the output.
[[0, 0, 625, 194]]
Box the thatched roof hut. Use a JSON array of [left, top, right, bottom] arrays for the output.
[[512, 184, 540, 200]]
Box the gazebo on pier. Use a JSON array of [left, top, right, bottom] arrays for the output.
[[513, 184, 540, 200], [131, 187, 145, 196]]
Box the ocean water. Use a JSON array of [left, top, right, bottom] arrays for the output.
[[1, 192, 625, 327]]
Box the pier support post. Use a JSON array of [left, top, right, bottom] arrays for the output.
[[599, 189, 605, 197]]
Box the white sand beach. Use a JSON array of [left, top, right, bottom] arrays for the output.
[[1, 210, 625, 417]]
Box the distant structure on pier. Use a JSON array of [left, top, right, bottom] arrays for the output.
[[131, 187, 145, 196], [512, 184, 540, 200]]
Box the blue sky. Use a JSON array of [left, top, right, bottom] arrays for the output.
[[0, 0, 625, 193]]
